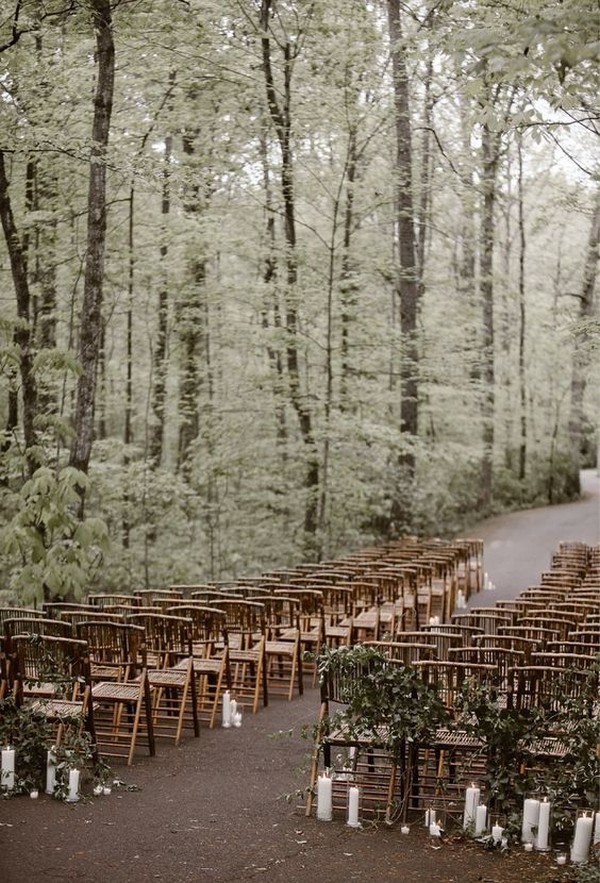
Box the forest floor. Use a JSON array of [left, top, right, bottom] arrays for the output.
[[1, 681, 598, 883]]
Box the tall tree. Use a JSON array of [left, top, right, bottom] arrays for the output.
[[69, 0, 115, 510], [0, 150, 39, 477], [386, 0, 421, 532], [566, 184, 600, 495], [259, 0, 319, 554]]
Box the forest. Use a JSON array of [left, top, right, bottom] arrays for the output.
[[0, 0, 598, 603]]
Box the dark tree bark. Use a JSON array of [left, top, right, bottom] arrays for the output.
[[566, 185, 600, 495], [339, 127, 358, 411], [176, 131, 208, 476], [148, 127, 173, 469], [258, 124, 288, 453], [260, 0, 319, 554], [0, 150, 39, 477], [516, 137, 527, 482], [387, 0, 421, 532], [148, 71, 178, 470], [477, 118, 500, 511], [69, 0, 115, 507]]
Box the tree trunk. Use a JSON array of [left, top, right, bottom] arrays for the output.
[[516, 137, 527, 482], [260, 0, 319, 554], [387, 0, 421, 532], [477, 118, 501, 511], [148, 73, 177, 470], [0, 150, 39, 477], [176, 132, 207, 476], [258, 124, 288, 452], [148, 130, 172, 469], [339, 127, 358, 412], [69, 0, 115, 507], [566, 185, 600, 495]]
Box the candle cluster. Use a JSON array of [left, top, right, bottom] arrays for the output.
[[316, 772, 363, 828], [460, 787, 600, 861], [221, 691, 243, 728]]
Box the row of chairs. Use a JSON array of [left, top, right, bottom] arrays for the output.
[[305, 539, 600, 823]]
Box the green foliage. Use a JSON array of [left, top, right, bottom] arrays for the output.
[[0, 697, 51, 794], [317, 645, 451, 761], [454, 664, 600, 820], [0, 466, 110, 604], [0, 0, 597, 584], [0, 697, 109, 801], [452, 677, 544, 812]]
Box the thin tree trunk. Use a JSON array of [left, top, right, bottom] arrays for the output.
[[260, 0, 319, 554], [387, 0, 421, 532], [176, 133, 205, 475], [339, 128, 358, 411], [69, 0, 115, 510], [148, 73, 177, 470], [477, 118, 501, 511], [516, 137, 527, 482], [258, 125, 288, 452], [0, 150, 39, 477], [567, 185, 600, 495], [148, 130, 171, 469]]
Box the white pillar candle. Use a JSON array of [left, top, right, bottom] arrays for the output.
[[491, 822, 504, 844], [221, 690, 232, 728], [521, 797, 540, 843], [347, 785, 360, 827], [45, 748, 57, 795], [475, 803, 487, 835], [429, 822, 441, 837], [593, 811, 600, 845], [29, 789, 39, 799], [400, 824, 410, 835], [556, 854, 567, 865], [463, 784, 480, 830], [233, 710, 242, 728], [317, 773, 333, 821], [1, 747, 15, 791], [535, 798, 551, 851], [571, 813, 594, 863], [425, 808, 436, 827], [66, 768, 80, 803]]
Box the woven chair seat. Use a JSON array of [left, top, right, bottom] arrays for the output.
[[433, 728, 485, 749], [173, 656, 223, 675], [229, 647, 261, 662], [90, 663, 126, 681], [145, 669, 188, 688], [264, 640, 297, 656], [93, 682, 150, 701], [519, 736, 569, 758], [28, 698, 93, 719]]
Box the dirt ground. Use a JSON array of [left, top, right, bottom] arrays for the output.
[[1, 474, 598, 882], [1, 682, 597, 883]]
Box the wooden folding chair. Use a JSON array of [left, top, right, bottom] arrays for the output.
[[126, 613, 199, 744], [251, 595, 303, 701], [205, 600, 268, 714], [305, 646, 401, 822], [165, 604, 230, 728], [84, 623, 155, 765], [10, 634, 97, 761]]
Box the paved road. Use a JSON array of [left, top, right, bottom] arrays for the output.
[[464, 468, 599, 605]]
